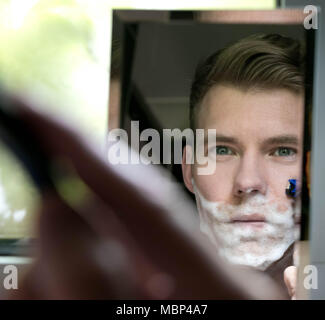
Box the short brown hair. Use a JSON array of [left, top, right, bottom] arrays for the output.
[[189, 33, 305, 129]]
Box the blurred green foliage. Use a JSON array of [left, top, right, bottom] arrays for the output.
[[0, 0, 108, 238], [0, 0, 93, 91]]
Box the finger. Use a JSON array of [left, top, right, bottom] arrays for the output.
[[284, 266, 297, 298]]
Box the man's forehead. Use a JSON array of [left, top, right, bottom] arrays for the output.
[[197, 85, 304, 137]]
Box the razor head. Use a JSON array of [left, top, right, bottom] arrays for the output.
[[286, 179, 298, 198]]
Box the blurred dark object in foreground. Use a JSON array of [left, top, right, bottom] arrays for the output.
[[0, 91, 286, 299]]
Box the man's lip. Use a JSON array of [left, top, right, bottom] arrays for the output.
[[231, 214, 266, 223]]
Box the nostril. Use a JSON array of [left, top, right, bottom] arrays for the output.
[[236, 188, 259, 196]]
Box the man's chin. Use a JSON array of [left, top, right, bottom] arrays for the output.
[[218, 242, 293, 271], [237, 240, 268, 252]]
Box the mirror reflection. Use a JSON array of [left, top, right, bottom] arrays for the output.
[[109, 9, 313, 298]]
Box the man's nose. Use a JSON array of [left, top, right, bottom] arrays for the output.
[[233, 153, 267, 198]]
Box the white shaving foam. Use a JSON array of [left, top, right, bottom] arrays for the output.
[[192, 179, 300, 271]]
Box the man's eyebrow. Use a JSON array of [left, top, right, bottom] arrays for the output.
[[262, 135, 299, 146], [203, 134, 240, 145], [202, 134, 299, 147]]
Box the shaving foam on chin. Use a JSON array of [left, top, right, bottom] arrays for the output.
[[191, 178, 300, 271]]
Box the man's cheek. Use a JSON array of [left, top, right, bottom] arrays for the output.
[[267, 164, 302, 197], [267, 178, 300, 215], [194, 180, 228, 201], [193, 169, 235, 202], [270, 200, 294, 213]]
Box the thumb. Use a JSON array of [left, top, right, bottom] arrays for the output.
[[284, 266, 297, 299]]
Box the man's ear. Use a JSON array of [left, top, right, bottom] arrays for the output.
[[182, 145, 194, 193]]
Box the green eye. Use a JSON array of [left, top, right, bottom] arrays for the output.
[[215, 146, 233, 155], [274, 147, 296, 157]]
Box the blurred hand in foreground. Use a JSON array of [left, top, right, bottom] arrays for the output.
[[1, 93, 287, 299]]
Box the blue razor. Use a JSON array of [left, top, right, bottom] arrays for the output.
[[286, 179, 298, 198]]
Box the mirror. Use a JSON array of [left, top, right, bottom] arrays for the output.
[[108, 8, 315, 298]]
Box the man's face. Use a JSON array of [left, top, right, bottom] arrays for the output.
[[182, 85, 304, 270]]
